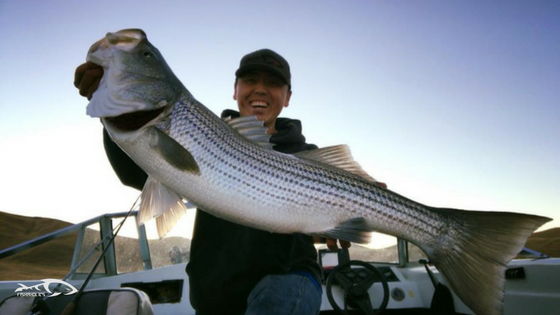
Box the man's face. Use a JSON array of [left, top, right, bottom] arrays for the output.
[[233, 70, 292, 132]]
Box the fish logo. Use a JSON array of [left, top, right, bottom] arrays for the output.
[[15, 279, 78, 297]]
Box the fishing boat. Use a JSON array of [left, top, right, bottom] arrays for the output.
[[0, 210, 558, 315]]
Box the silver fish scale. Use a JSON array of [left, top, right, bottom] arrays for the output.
[[165, 94, 449, 243]]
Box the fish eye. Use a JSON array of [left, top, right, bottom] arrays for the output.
[[141, 50, 155, 58]]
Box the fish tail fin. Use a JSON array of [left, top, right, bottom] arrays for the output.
[[139, 176, 187, 238], [424, 208, 551, 315], [15, 283, 29, 292]]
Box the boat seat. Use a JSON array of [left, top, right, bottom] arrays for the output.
[[0, 287, 154, 315]]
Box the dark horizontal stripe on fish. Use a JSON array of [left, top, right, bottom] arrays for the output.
[[183, 105, 443, 238], [192, 116, 440, 237]]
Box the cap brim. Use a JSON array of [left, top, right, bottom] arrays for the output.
[[235, 64, 290, 86]]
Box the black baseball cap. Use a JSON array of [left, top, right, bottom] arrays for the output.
[[235, 49, 291, 87]]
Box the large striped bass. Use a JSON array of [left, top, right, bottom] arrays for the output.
[[85, 29, 550, 315]]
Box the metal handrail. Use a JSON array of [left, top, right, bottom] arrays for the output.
[[0, 212, 145, 274]]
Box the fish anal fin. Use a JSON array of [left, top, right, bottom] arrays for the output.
[[149, 127, 200, 173], [313, 217, 372, 244], [155, 206, 187, 238], [139, 176, 188, 238], [224, 115, 273, 150], [295, 145, 377, 182]]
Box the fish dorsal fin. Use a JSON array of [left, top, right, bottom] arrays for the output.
[[295, 145, 377, 182], [224, 115, 273, 150]]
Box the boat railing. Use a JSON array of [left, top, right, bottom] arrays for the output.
[[0, 211, 153, 279]]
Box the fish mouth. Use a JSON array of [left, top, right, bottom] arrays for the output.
[[104, 107, 166, 131], [87, 29, 146, 66]]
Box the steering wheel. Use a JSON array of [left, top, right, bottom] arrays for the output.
[[326, 260, 390, 315]]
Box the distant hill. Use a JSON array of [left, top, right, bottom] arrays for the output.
[[0, 212, 75, 280], [525, 227, 560, 257], [0, 211, 558, 280]]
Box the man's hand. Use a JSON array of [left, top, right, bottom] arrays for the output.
[[313, 237, 350, 250], [328, 238, 351, 251], [74, 62, 103, 100], [315, 181, 387, 250]]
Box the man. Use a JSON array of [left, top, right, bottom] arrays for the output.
[[75, 49, 350, 315]]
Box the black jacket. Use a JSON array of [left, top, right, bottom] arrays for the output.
[[103, 110, 321, 315]]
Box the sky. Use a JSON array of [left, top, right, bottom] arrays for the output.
[[0, 0, 558, 234]]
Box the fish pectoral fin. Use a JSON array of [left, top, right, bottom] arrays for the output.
[[224, 115, 274, 150], [149, 127, 200, 174], [139, 176, 188, 238], [295, 145, 377, 182], [313, 218, 372, 244]]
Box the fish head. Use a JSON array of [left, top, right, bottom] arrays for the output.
[[86, 29, 184, 128]]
